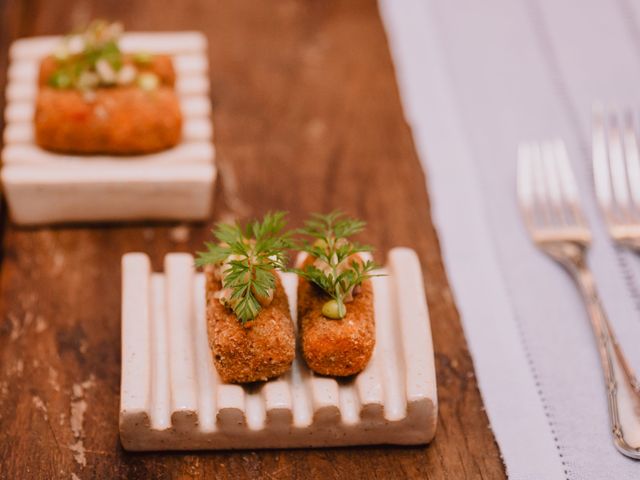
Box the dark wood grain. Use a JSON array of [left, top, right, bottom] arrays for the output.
[[0, 1, 506, 478]]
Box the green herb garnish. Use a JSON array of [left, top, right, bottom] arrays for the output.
[[48, 20, 155, 91], [48, 70, 72, 88], [196, 212, 291, 324], [294, 211, 380, 319]]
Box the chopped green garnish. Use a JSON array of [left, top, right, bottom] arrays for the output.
[[46, 21, 156, 92], [48, 70, 72, 88]]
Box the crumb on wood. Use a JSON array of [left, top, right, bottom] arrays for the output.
[[20, 292, 37, 310], [80, 375, 95, 391], [25, 312, 34, 328], [49, 367, 60, 392], [9, 313, 21, 341], [8, 359, 24, 377], [70, 396, 87, 438], [68, 375, 95, 467], [8, 311, 38, 341], [305, 118, 327, 140], [52, 251, 65, 275], [35, 316, 48, 333], [32, 395, 48, 420], [69, 441, 86, 467]]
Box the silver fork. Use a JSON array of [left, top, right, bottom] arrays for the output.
[[517, 139, 640, 459], [593, 105, 640, 249]]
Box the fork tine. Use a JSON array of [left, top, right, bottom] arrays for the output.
[[622, 109, 640, 214], [593, 105, 615, 218], [519, 139, 590, 244], [607, 110, 633, 220], [553, 139, 587, 228], [519, 137, 640, 459], [530, 142, 554, 227], [541, 140, 564, 222], [517, 143, 536, 230]]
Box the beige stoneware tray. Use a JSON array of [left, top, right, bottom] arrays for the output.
[[2, 32, 216, 225], [119, 247, 437, 451]]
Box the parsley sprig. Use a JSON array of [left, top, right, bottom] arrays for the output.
[[294, 211, 380, 319], [196, 212, 291, 323]]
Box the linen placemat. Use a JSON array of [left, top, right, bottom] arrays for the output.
[[380, 0, 640, 478]]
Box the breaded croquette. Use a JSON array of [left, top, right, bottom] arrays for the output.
[[35, 86, 182, 154], [34, 21, 182, 155], [297, 255, 376, 377], [205, 268, 296, 384]]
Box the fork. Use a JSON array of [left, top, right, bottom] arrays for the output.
[[517, 139, 640, 459], [593, 105, 640, 249]]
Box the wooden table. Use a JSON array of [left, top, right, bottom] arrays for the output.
[[0, 1, 506, 478]]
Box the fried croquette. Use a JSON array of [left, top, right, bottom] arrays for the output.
[[34, 85, 182, 154], [205, 268, 296, 384], [297, 256, 376, 377]]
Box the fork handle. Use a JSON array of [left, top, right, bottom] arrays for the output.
[[569, 265, 640, 458]]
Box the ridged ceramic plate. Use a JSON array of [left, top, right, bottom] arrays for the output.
[[119, 247, 437, 450], [1, 32, 216, 225]]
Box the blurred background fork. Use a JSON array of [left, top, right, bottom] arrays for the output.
[[593, 105, 640, 250], [517, 139, 640, 459]]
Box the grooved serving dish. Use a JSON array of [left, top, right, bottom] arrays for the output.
[[1, 32, 216, 225], [119, 247, 437, 451]]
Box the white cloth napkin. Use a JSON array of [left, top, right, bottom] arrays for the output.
[[379, 1, 640, 478]]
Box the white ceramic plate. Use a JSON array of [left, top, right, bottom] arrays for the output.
[[1, 32, 216, 225], [119, 247, 437, 450]]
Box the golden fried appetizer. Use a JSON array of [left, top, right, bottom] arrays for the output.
[[35, 87, 181, 154], [34, 20, 182, 155], [196, 212, 295, 384], [295, 212, 378, 377], [205, 270, 295, 383]]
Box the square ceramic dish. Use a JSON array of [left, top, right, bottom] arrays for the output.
[[2, 32, 216, 225], [119, 247, 437, 451]]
